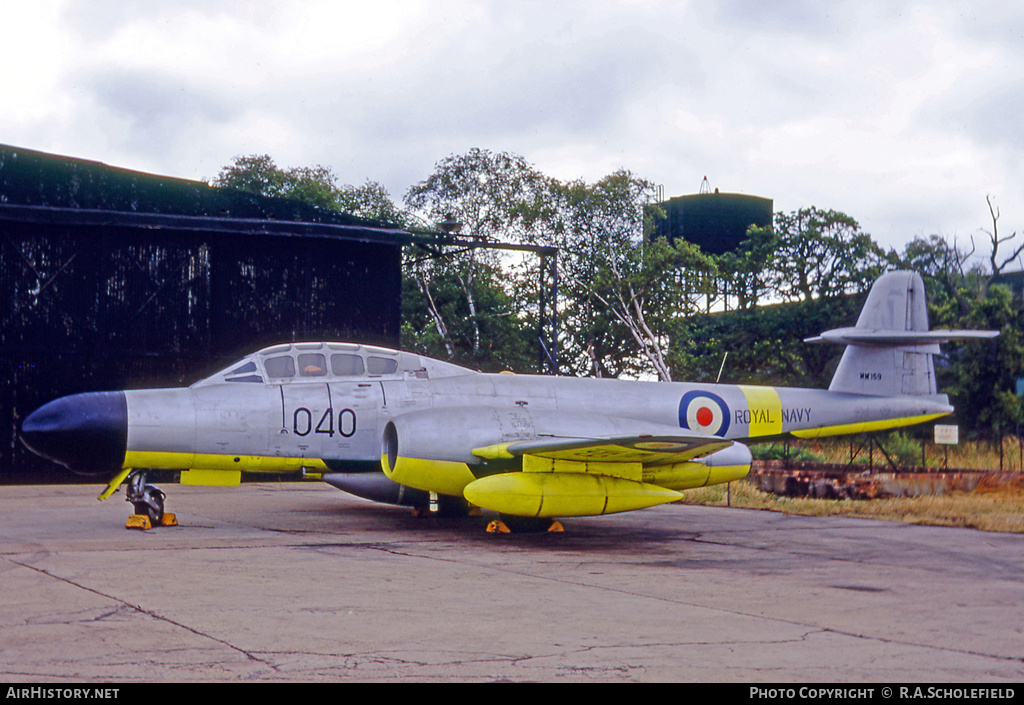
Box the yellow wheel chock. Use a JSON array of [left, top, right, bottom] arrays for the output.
[[486, 519, 564, 534], [126, 514, 151, 530], [125, 512, 177, 530]]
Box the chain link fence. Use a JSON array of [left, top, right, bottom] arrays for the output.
[[753, 429, 1024, 473]]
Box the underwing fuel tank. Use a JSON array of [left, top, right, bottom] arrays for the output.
[[462, 443, 753, 518], [643, 443, 752, 491], [463, 473, 684, 518]]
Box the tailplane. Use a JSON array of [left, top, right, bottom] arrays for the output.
[[807, 271, 997, 397]]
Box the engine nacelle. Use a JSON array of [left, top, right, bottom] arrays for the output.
[[381, 408, 493, 496]]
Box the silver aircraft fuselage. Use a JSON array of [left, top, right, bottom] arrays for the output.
[[20, 272, 995, 521], [121, 341, 951, 475]]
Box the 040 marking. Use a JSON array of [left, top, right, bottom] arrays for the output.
[[292, 407, 356, 437]]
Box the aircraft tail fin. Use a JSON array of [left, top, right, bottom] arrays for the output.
[[806, 271, 998, 397]]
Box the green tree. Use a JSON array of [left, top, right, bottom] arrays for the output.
[[403, 153, 720, 379], [770, 207, 891, 302], [402, 149, 548, 366], [404, 148, 552, 243], [714, 223, 779, 310], [896, 230, 1023, 439], [941, 284, 1024, 440], [337, 180, 410, 226], [547, 171, 716, 380], [400, 255, 533, 372], [405, 241, 548, 372], [213, 154, 406, 224], [897, 233, 993, 324]]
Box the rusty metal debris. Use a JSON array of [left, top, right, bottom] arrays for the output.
[[748, 460, 1020, 499]]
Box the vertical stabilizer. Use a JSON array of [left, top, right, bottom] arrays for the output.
[[853, 270, 928, 333], [806, 271, 998, 397]]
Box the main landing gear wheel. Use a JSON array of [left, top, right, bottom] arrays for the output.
[[133, 496, 164, 525], [412, 493, 480, 518]]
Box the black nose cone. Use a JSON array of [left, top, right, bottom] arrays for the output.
[[21, 392, 127, 475]]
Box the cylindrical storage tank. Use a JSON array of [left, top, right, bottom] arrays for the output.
[[652, 191, 773, 255]]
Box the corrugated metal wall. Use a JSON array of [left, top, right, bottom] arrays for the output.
[[0, 147, 403, 482]]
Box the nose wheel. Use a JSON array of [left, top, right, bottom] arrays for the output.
[[125, 471, 176, 529]]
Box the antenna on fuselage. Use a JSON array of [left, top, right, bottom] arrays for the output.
[[716, 352, 728, 384]]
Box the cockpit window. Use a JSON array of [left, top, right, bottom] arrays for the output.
[[223, 361, 263, 383], [367, 356, 398, 375], [265, 355, 296, 379], [229, 362, 257, 376], [298, 353, 327, 377], [330, 353, 364, 376]]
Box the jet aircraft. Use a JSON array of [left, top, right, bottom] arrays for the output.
[[20, 271, 996, 531]]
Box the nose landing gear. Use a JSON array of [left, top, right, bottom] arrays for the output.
[[125, 471, 177, 530]]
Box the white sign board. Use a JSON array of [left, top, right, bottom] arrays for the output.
[[934, 424, 959, 445]]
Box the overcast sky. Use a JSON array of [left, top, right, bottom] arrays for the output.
[[3, 0, 1022, 266]]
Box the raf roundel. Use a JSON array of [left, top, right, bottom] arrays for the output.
[[678, 391, 731, 437]]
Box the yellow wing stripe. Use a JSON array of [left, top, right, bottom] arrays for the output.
[[123, 450, 327, 473], [523, 454, 643, 482], [790, 413, 949, 439], [471, 442, 516, 460]]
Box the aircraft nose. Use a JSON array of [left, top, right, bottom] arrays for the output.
[[20, 392, 128, 474]]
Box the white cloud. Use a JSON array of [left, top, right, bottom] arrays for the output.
[[1, 0, 1022, 265]]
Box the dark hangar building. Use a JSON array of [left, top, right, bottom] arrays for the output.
[[0, 145, 407, 482]]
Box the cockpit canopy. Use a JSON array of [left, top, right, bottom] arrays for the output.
[[192, 342, 472, 387]]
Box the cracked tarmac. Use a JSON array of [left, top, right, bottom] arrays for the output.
[[1, 482, 1022, 682]]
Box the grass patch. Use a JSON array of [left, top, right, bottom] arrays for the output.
[[680, 479, 1024, 533]]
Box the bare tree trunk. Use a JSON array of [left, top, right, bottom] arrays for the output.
[[454, 260, 481, 354], [413, 265, 456, 359], [564, 267, 674, 382], [986, 195, 1024, 282]]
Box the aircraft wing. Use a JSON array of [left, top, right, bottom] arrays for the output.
[[472, 431, 732, 466], [463, 418, 748, 519], [807, 327, 999, 347], [384, 409, 752, 519]]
